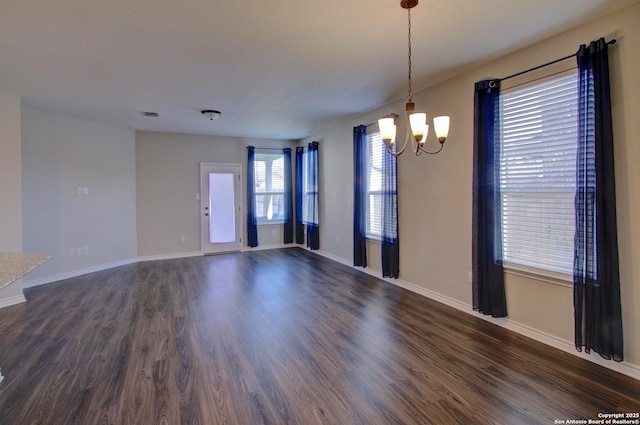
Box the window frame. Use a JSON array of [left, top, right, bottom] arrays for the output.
[[253, 152, 286, 225]]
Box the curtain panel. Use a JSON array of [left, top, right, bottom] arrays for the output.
[[353, 125, 368, 267], [283, 148, 294, 244], [573, 38, 623, 361], [295, 147, 305, 244], [472, 80, 507, 318], [381, 140, 399, 278], [246, 146, 259, 247], [306, 142, 320, 250]]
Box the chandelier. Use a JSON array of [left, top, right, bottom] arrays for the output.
[[378, 0, 450, 157]]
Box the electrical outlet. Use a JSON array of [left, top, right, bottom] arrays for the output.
[[68, 249, 74, 257], [77, 187, 83, 195], [180, 235, 185, 242], [78, 247, 83, 256], [82, 187, 89, 195], [83, 246, 89, 255]]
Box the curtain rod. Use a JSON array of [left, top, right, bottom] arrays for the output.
[[248, 147, 288, 151], [497, 38, 616, 85], [361, 38, 617, 120]]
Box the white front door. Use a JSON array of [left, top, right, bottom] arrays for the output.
[[200, 163, 243, 254]]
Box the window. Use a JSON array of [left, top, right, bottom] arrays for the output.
[[301, 147, 318, 225], [500, 70, 578, 275], [366, 132, 385, 239], [301, 151, 310, 223], [253, 152, 285, 224]]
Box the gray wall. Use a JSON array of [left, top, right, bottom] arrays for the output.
[[0, 90, 24, 304]]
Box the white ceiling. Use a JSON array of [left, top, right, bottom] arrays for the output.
[[0, 0, 636, 141]]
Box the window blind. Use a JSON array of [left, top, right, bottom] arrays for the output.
[[500, 71, 578, 275], [366, 132, 384, 239], [254, 152, 285, 222], [302, 149, 319, 225]]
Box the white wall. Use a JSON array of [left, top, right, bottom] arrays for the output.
[[21, 107, 137, 285], [0, 90, 24, 305], [136, 131, 295, 257], [303, 3, 640, 371]]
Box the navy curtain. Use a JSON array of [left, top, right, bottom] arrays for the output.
[[246, 146, 259, 247], [295, 147, 305, 244], [573, 38, 623, 361], [472, 80, 507, 318], [283, 148, 294, 244], [306, 142, 320, 250], [353, 125, 368, 267], [381, 138, 399, 278]]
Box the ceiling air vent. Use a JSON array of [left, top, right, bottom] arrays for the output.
[[142, 111, 159, 117]]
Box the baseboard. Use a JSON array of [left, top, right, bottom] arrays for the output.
[[22, 245, 297, 288], [311, 249, 640, 381], [0, 294, 27, 309], [242, 243, 298, 252], [137, 251, 203, 263], [23, 258, 138, 288]]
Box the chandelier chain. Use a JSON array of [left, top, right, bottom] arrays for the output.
[[407, 8, 413, 101]]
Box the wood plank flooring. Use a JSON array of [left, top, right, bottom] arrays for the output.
[[0, 248, 638, 424]]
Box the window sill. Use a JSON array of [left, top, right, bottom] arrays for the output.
[[503, 262, 572, 288], [257, 221, 284, 226]]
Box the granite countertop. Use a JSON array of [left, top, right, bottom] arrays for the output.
[[0, 253, 52, 291]]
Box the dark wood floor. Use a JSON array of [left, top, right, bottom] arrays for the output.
[[0, 248, 638, 424]]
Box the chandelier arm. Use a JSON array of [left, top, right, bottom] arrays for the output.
[[414, 141, 422, 156], [417, 143, 445, 155], [387, 132, 409, 157], [386, 145, 403, 157]]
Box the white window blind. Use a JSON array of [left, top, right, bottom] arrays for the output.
[[500, 71, 578, 275], [366, 132, 384, 239], [301, 150, 318, 225], [254, 152, 285, 223]]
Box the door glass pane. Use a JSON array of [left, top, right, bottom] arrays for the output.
[[209, 173, 236, 243]]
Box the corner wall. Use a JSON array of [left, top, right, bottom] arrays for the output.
[[0, 90, 24, 306], [21, 107, 138, 285]]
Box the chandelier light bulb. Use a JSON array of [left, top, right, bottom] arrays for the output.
[[378, 116, 397, 145], [433, 116, 450, 143], [409, 113, 428, 144]]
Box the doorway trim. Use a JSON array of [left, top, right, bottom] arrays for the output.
[[200, 162, 243, 255]]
